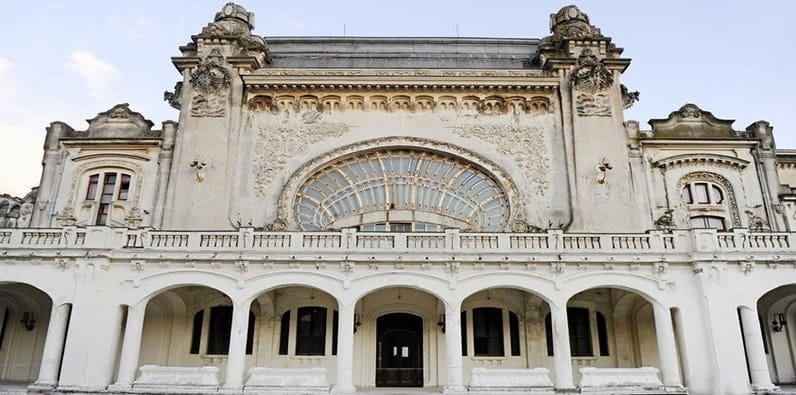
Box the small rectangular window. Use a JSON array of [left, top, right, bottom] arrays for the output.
[[278, 311, 290, 355], [118, 174, 131, 200], [509, 311, 521, 356], [296, 307, 327, 356], [568, 308, 593, 357], [461, 311, 467, 356], [596, 312, 609, 356], [545, 313, 553, 356], [473, 307, 504, 357], [207, 306, 232, 355], [190, 310, 203, 354], [96, 204, 110, 226], [0, 308, 8, 351], [332, 310, 339, 356], [245, 312, 255, 355], [86, 174, 99, 200]]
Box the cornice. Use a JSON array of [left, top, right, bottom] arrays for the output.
[[653, 153, 750, 171], [243, 68, 559, 92]]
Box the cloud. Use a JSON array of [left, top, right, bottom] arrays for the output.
[[66, 51, 120, 101]]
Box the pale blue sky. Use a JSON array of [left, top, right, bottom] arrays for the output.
[[1, 1, 794, 196]]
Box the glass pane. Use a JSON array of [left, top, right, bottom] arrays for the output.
[[712, 185, 724, 204], [118, 174, 131, 200], [473, 308, 504, 356], [86, 174, 99, 200], [694, 183, 709, 204], [690, 217, 707, 229], [296, 307, 327, 356], [207, 306, 233, 355], [708, 216, 726, 231], [279, 311, 290, 355], [681, 185, 692, 204]]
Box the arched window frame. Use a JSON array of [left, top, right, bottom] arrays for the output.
[[677, 172, 740, 231], [461, 306, 524, 358], [66, 160, 144, 227]]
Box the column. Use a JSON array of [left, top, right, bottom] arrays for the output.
[[223, 300, 252, 390], [443, 302, 465, 393], [550, 303, 574, 390], [739, 307, 776, 391], [333, 302, 356, 393], [112, 303, 146, 388], [32, 304, 71, 387], [652, 303, 682, 387]]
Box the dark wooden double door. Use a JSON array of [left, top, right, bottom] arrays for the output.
[[376, 313, 423, 387]]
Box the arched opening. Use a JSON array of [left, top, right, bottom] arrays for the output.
[[564, 287, 681, 390], [756, 284, 796, 387], [121, 285, 243, 389], [0, 283, 57, 387], [461, 287, 555, 391], [246, 286, 339, 390], [352, 287, 446, 389], [292, 147, 512, 232], [376, 313, 423, 387]]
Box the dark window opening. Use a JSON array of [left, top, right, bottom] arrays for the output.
[[509, 311, 521, 356], [245, 311, 255, 355], [596, 312, 609, 356], [206, 306, 232, 355], [296, 306, 327, 356], [190, 310, 203, 354], [278, 311, 290, 355], [568, 307, 593, 357], [0, 308, 9, 351], [473, 307, 504, 356], [690, 215, 727, 231], [332, 310, 338, 356], [461, 311, 467, 356], [545, 313, 553, 356]]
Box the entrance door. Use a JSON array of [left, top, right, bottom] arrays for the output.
[[376, 313, 423, 387]]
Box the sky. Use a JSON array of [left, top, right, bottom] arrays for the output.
[[1, 1, 794, 197]]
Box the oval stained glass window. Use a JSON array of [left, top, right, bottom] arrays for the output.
[[293, 148, 510, 231]]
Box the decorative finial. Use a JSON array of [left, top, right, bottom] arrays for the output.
[[214, 3, 255, 30], [549, 5, 603, 41]]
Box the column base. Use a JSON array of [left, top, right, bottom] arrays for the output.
[[554, 386, 579, 393], [107, 383, 134, 392], [27, 382, 56, 391], [443, 385, 467, 394], [331, 384, 357, 393], [752, 383, 778, 393]]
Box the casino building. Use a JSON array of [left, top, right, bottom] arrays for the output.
[[1, 3, 796, 394]]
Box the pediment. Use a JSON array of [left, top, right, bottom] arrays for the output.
[[76, 103, 157, 138], [653, 153, 749, 171], [648, 104, 746, 139]]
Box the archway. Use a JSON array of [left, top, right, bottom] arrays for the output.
[[0, 283, 55, 386], [352, 286, 446, 389], [756, 283, 796, 386], [565, 287, 682, 390], [376, 313, 423, 387]]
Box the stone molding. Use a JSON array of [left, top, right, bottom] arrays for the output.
[[654, 153, 750, 171]]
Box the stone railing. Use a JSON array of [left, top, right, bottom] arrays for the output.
[[0, 227, 792, 257]]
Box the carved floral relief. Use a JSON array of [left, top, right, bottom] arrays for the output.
[[571, 48, 614, 117]]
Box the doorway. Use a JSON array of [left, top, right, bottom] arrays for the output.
[[376, 313, 423, 387]]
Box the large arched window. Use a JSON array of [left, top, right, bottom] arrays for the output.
[[293, 148, 510, 231]]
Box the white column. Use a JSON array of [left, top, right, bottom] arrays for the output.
[[443, 302, 465, 393], [550, 303, 574, 390], [333, 302, 356, 393], [112, 303, 147, 388], [740, 307, 776, 391], [652, 303, 682, 387], [223, 300, 252, 390], [32, 303, 71, 387]]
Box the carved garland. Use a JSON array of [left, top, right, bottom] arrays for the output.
[[276, 137, 525, 232], [676, 172, 741, 228]]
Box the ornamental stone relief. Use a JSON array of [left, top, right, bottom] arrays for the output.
[[449, 115, 553, 196], [251, 111, 350, 196], [190, 49, 231, 117], [571, 48, 614, 117]]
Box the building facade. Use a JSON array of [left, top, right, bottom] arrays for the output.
[[1, 3, 796, 394]]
